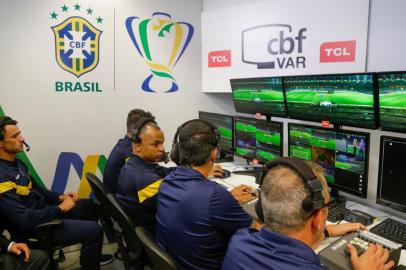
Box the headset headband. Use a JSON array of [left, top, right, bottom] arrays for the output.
[[131, 117, 157, 142]]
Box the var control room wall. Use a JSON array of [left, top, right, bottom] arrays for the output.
[[0, 0, 235, 197]]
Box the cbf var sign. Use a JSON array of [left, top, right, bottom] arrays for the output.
[[242, 24, 307, 69]]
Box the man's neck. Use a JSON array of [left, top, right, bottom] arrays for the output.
[[285, 226, 319, 249], [0, 151, 16, 162], [192, 162, 212, 178]]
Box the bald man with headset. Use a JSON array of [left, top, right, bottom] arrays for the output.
[[222, 157, 394, 270]]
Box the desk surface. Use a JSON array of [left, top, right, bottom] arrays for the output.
[[211, 161, 406, 267]]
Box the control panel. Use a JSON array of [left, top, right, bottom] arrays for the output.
[[319, 231, 402, 270]]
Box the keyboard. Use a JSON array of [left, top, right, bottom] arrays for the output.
[[370, 218, 406, 249], [327, 204, 349, 223]]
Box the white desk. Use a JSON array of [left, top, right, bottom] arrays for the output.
[[211, 162, 406, 267]]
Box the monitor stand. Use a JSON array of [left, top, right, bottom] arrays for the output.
[[330, 188, 346, 208], [215, 150, 234, 163]]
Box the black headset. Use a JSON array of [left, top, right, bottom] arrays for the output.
[[170, 119, 220, 165], [255, 157, 325, 223], [131, 117, 157, 143]]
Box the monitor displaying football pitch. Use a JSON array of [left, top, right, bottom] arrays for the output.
[[231, 77, 286, 116], [378, 72, 406, 132], [284, 74, 376, 128]]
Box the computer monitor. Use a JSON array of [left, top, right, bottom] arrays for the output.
[[378, 72, 406, 132], [284, 73, 376, 129], [198, 111, 234, 162], [230, 77, 286, 117], [288, 123, 369, 199], [235, 116, 283, 164], [377, 136, 406, 213]]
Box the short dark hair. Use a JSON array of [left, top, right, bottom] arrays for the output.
[[178, 120, 218, 167], [0, 116, 17, 140], [127, 109, 155, 132]]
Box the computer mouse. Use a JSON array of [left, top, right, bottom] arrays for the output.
[[345, 244, 364, 257], [219, 169, 231, 179]]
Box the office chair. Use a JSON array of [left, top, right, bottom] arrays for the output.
[[86, 172, 142, 269], [7, 219, 66, 269], [135, 226, 180, 270], [106, 193, 145, 270], [85, 173, 120, 242]]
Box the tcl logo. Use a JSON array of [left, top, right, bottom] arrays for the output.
[[208, 50, 231, 67], [320, 40, 356, 63]]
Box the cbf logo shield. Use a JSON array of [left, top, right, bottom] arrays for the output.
[[125, 12, 194, 93], [52, 16, 101, 77]]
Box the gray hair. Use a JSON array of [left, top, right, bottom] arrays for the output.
[[261, 161, 329, 234]]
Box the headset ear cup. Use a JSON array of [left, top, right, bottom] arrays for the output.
[[302, 197, 314, 212], [255, 194, 264, 223], [170, 143, 180, 165]]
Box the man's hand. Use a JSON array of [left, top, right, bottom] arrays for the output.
[[9, 243, 30, 262], [59, 192, 78, 202], [209, 164, 223, 178], [326, 223, 366, 237], [58, 197, 76, 212], [231, 185, 257, 203], [349, 243, 394, 270]]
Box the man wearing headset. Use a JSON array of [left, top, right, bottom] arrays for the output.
[[222, 158, 394, 270], [104, 108, 155, 193], [155, 119, 256, 270], [115, 118, 174, 233], [0, 116, 111, 269]]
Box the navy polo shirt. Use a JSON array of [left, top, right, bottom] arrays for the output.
[[156, 166, 252, 270], [104, 135, 132, 193], [115, 154, 175, 233], [222, 228, 329, 270]]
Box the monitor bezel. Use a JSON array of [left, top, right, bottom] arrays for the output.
[[287, 122, 370, 198], [377, 71, 406, 133], [230, 76, 286, 117], [283, 72, 378, 129], [198, 111, 234, 154], [234, 116, 283, 163], [376, 135, 406, 213]]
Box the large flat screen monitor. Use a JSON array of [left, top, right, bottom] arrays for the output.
[[377, 136, 406, 213], [235, 116, 283, 164], [288, 123, 369, 198], [198, 111, 234, 161], [230, 77, 286, 117], [284, 73, 376, 128], [378, 72, 406, 132]]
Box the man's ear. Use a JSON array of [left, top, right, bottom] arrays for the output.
[[132, 142, 141, 153], [310, 209, 325, 232], [210, 148, 218, 162]]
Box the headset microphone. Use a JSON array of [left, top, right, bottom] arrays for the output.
[[23, 142, 30, 152]]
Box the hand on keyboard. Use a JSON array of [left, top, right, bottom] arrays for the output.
[[231, 185, 257, 204]]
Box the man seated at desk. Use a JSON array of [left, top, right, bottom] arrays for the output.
[[222, 157, 394, 270], [156, 119, 259, 270]]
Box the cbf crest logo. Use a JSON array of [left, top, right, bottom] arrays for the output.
[[50, 4, 102, 78], [125, 12, 194, 93]]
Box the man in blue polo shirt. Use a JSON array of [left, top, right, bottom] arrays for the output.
[[156, 119, 253, 270], [222, 159, 395, 270], [115, 118, 174, 233], [104, 109, 155, 193], [0, 116, 111, 269]]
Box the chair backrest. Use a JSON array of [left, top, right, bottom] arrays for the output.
[[135, 226, 180, 270], [107, 193, 144, 258], [85, 173, 115, 221]]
